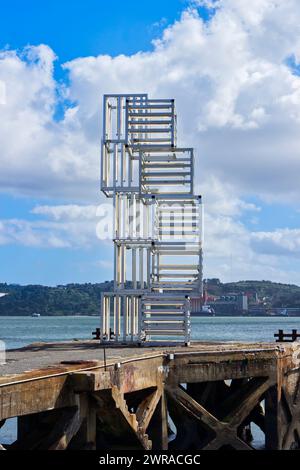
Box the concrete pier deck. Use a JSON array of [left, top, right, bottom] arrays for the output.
[[0, 340, 300, 450]]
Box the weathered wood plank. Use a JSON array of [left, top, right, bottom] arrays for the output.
[[70, 371, 111, 392], [167, 355, 278, 384], [136, 388, 162, 432], [0, 376, 77, 420]]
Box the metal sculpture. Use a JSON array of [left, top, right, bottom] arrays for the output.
[[100, 94, 202, 345]]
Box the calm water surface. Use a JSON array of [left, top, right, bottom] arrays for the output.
[[0, 315, 299, 445], [1, 315, 300, 350]]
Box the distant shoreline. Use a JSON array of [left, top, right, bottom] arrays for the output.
[[0, 314, 298, 318], [1, 280, 300, 317]]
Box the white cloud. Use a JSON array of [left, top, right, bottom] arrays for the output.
[[0, 203, 115, 249], [0, 79, 6, 104], [197, 176, 261, 217], [203, 210, 300, 284], [0, 45, 98, 200], [62, 1, 300, 204], [251, 228, 300, 257], [0, 218, 71, 248], [0, 205, 100, 248], [1, 1, 300, 282], [31, 204, 98, 220], [1, 3, 300, 202]]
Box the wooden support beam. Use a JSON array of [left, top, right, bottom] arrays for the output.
[[167, 354, 278, 384], [136, 388, 162, 432], [203, 433, 251, 451], [222, 377, 272, 426], [111, 386, 139, 432], [167, 391, 201, 450], [93, 388, 152, 450], [93, 390, 134, 440], [279, 379, 300, 449], [148, 391, 168, 450], [166, 385, 222, 432], [111, 386, 152, 449], [69, 394, 97, 450], [11, 407, 82, 450], [70, 371, 111, 392], [165, 384, 254, 450], [265, 384, 280, 449], [40, 407, 82, 450]]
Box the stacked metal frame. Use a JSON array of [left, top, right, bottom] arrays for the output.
[[100, 94, 202, 345]]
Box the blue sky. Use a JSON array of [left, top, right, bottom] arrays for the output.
[[0, 0, 188, 285], [1, 0, 300, 286], [0, 0, 188, 59]]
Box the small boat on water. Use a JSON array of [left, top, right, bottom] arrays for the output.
[[31, 313, 41, 317], [201, 305, 215, 315]]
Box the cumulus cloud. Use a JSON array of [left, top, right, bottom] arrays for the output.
[[0, 203, 115, 249], [0, 218, 71, 248], [0, 45, 98, 200], [1, 2, 300, 202], [203, 211, 300, 284], [251, 228, 300, 257], [0, 205, 102, 248], [1, 0, 300, 282], [0, 78, 6, 104], [197, 176, 261, 217], [31, 204, 99, 220]]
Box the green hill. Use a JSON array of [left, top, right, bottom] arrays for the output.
[[0, 282, 113, 316], [205, 279, 300, 308], [0, 279, 300, 316]]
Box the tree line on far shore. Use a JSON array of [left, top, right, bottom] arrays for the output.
[[0, 282, 113, 316], [0, 279, 300, 316]]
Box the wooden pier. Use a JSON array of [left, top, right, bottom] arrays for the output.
[[0, 340, 300, 450]]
